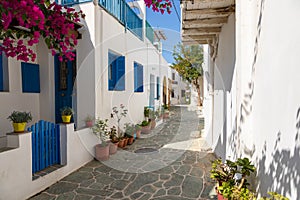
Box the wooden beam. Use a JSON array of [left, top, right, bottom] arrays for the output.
[[185, 5, 235, 13], [182, 17, 228, 28], [182, 40, 212, 45], [183, 34, 217, 40], [184, 12, 231, 20], [182, 27, 222, 36]]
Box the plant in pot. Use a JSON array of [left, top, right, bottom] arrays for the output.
[[92, 119, 110, 161], [210, 157, 256, 200], [149, 110, 156, 129], [111, 104, 128, 148], [135, 124, 142, 139], [7, 111, 32, 133], [162, 104, 169, 119], [140, 120, 151, 134], [84, 115, 94, 128], [109, 126, 119, 155], [144, 107, 150, 120], [124, 123, 135, 145], [61, 107, 74, 123]]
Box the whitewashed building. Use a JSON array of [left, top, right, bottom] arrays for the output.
[[169, 68, 190, 105], [182, 0, 300, 198], [0, 0, 171, 135]]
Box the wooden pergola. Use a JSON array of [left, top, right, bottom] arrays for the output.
[[181, 0, 235, 58]]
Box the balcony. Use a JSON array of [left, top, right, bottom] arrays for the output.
[[56, 0, 92, 6], [56, 0, 155, 44]]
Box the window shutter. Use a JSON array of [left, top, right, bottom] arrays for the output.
[[137, 64, 143, 92], [134, 62, 138, 92], [21, 62, 40, 93], [0, 53, 3, 91], [115, 56, 125, 91], [108, 52, 116, 90]]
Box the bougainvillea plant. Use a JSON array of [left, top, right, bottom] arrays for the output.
[[0, 0, 85, 62], [0, 0, 170, 62], [144, 0, 172, 14]]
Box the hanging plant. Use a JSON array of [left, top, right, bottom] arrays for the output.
[[0, 0, 85, 62]]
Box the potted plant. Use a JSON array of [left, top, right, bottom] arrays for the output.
[[149, 110, 156, 129], [61, 107, 74, 123], [135, 124, 142, 139], [124, 123, 135, 145], [162, 104, 169, 119], [84, 115, 94, 128], [7, 111, 32, 133], [210, 157, 256, 200], [111, 104, 128, 148], [92, 119, 110, 161], [109, 126, 119, 155], [144, 107, 150, 120], [140, 120, 151, 134]]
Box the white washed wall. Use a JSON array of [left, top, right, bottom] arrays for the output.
[[0, 124, 93, 200]]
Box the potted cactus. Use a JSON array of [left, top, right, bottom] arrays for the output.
[[7, 111, 32, 133], [61, 107, 74, 123]]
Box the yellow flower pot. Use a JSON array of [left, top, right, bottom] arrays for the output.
[[13, 122, 27, 133], [62, 115, 72, 123]]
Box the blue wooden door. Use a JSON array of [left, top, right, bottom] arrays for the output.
[[54, 55, 76, 123]]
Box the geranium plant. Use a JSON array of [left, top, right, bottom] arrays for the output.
[[0, 0, 85, 62]]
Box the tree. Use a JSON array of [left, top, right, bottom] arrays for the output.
[[171, 44, 204, 106], [145, 0, 172, 14]]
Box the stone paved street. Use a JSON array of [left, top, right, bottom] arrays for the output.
[[29, 106, 217, 200]]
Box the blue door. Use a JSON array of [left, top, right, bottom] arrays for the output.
[[54, 54, 76, 123]]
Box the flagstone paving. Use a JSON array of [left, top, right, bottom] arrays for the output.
[[29, 106, 217, 200]]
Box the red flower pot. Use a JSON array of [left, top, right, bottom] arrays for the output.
[[127, 137, 134, 145]]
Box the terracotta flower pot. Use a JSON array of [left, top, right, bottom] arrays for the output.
[[136, 130, 141, 139], [95, 144, 109, 161], [141, 125, 151, 134], [127, 137, 134, 145], [118, 139, 125, 148], [163, 112, 169, 119], [85, 121, 93, 128], [124, 138, 129, 146], [109, 142, 118, 155], [150, 119, 156, 129], [217, 193, 227, 200]]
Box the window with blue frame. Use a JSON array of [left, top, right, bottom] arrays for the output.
[[134, 62, 143, 93], [0, 52, 9, 92], [108, 51, 125, 91], [21, 62, 40, 93], [156, 76, 160, 99]]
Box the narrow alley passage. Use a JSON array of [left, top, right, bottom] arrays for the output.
[[30, 106, 217, 200]]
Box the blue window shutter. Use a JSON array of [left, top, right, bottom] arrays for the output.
[[156, 76, 160, 99], [115, 56, 125, 91], [134, 62, 138, 92], [21, 62, 40, 93], [108, 52, 116, 90], [0, 53, 3, 91], [137, 64, 143, 92]]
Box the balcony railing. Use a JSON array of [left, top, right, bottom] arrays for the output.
[[56, 0, 92, 6], [99, 0, 143, 40], [146, 21, 154, 44]]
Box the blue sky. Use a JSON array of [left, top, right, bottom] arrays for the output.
[[145, 0, 181, 64]]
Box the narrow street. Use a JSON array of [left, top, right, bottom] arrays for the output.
[[30, 106, 217, 200]]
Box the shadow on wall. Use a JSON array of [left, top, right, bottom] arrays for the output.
[[232, 0, 266, 158], [256, 108, 300, 199]]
